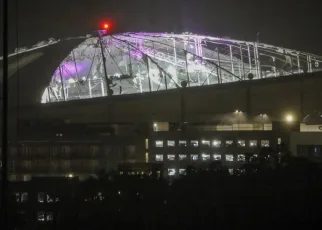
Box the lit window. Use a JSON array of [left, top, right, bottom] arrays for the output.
[[15, 193, 20, 202], [21, 193, 28, 202], [179, 140, 187, 147], [213, 154, 221, 161], [167, 140, 175, 147], [155, 155, 163, 161], [179, 169, 186, 175], [145, 152, 149, 163], [226, 140, 233, 147], [201, 140, 210, 146], [179, 154, 187, 160], [145, 139, 149, 149], [202, 154, 211, 161], [278, 138, 281, 145], [261, 140, 270, 147], [191, 140, 199, 147], [237, 154, 245, 162], [46, 194, 54, 203], [168, 168, 176, 176], [237, 140, 245, 147], [191, 154, 199, 161], [155, 140, 163, 148], [46, 212, 54, 221], [228, 168, 234, 175], [251, 154, 258, 161], [167, 155, 176, 161], [212, 140, 221, 147], [225, 154, 234, 162], [38, 192, 45, 203], [249, 140, 257, 147], [38, 212, 45, 221]]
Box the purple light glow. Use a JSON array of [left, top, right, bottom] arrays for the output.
[[54, 60, 92, 80]]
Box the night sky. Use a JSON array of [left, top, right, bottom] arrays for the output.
[[5, 0, 322, 54]]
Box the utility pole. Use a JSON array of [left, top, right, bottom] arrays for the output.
[[1, 0, 9, 227]]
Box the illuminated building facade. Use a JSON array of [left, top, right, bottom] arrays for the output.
[[1, 32, 322, 180]]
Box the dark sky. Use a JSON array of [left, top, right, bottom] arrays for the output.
[[5, 0, 322, 54]]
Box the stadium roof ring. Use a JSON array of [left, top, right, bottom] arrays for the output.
[[2, 32, 322, 103]]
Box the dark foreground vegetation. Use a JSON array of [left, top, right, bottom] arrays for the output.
[[5, 156, 322, 230]]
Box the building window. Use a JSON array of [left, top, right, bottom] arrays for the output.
[[261, 140, 270, 147], [23, 161, 32, 170], [225, 140, 233, 147], [237, 140, 245, 147], [21, 192, 28, 202], [155, 140, 163, 148], [225, 154, 234, 162], [191, 154, 199, 161], [278, 138, 282, 145], [155, 154, 163, 161], [249, 140, 257, 147], [46, 212, 54, 221], [167, 155, 176, 161], [62, 160, 70, 169], [22, 147, 30, 156], [62, 146, 70, 156], [23, 175, 31, 181], [168, 168, 176, 176], [179, 154, 187, 160], [167, 140, 175, 147], [179, 169, 186, 175], [213, 154, 221, 161], [15, 192, 28, 203], [38, 212, 45, 221], [145, 152, 149, 163], [38, 192, 45, 203], [51, 147, 58, 156], [202, 154, 211, 161], [212, 140, 221, 147], [201, 140, 210, 146], [191, 140, 199, 147], [179, 140, 187, 147], [237, 154, 246, 162], [10, 147, 17, 157], [145, 139, 149, 149], [228, 168, 234, 175], [90, 160, 99, 169], [90, 146, 98, 155]]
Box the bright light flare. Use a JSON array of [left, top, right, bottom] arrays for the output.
[[286, 115, 293, 122]]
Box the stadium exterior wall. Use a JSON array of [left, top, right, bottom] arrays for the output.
[[14, 72, 322, 124]]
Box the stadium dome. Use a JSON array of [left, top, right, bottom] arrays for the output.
[[39, 32, 322, 103]]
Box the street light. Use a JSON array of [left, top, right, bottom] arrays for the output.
[[286, 114, 293, 122]]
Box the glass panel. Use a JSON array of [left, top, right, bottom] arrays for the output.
[[191, 140, 199, 147], [167, 140, 175, 147], [155, 155, 163, 161], [225, 154, 234, 162], [249, 140, 257, 147], [212, 140, 221, 147], [237, 140, 245, 147], [155, 140, 163, 148]]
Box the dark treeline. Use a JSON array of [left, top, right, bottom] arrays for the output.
[[29, 158, 322, 229]]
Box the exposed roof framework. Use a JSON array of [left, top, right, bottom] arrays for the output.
[[8, 32, 319, 104]]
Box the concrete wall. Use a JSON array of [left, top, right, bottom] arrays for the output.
[[12, 72, 322, 124]]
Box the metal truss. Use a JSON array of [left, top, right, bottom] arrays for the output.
[[1, 32, 320, 104]]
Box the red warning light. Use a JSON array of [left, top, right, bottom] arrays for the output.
[[100, 22, 110, 31]]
